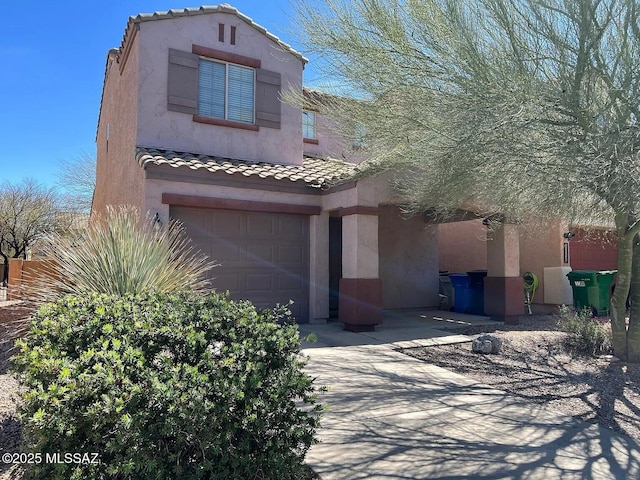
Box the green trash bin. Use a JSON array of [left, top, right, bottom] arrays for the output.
[[566, 270, 617, 316], [595, 270, 617, 315]]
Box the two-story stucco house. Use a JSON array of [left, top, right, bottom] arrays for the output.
[[94, 5, 441, 330], [95, 5, 616, 328]]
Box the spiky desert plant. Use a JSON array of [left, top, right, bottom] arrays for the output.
[[26, 206, 214, 301]]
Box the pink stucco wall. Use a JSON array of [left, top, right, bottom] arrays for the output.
[[135, 13, 305, 165], [94, 43, 146, 215], [438, 220, 488, 273], [303, 112, 366, 163], [379, 207, 439, 309]]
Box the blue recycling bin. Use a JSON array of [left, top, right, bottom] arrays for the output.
[[467, 270, 487, 315], [449, 273, 471, 313]]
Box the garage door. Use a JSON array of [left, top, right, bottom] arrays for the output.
[[171, 207, 309, 322]]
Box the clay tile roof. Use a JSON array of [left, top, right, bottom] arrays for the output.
[[123, 4, 307, 64], [136, 147, 356, 189]]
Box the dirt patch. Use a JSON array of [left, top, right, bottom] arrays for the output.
[[403, 315, 640, 443]]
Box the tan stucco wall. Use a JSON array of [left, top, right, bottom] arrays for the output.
[[94, 42, 145, 216], [487, 224, 520, 277], [519, 220, 566, 304], [136, 14, 304, 165], [379, 207, 439, 309], [438, 220, 488, 273], [342, 213, 379, 278]]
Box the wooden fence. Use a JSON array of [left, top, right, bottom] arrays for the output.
[[7, 259, 58, 300]]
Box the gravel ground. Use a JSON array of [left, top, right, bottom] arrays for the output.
[[0, 304, 31, 480], [403, 315, 640, 444]]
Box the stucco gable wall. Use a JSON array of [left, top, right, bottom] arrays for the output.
[[94, 41, 145, 216], [136, 14, 304, 165]]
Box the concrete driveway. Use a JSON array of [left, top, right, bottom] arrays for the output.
[[299, 310, 640, 479]]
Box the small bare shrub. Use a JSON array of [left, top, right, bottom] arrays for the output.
[[557, 305, 612, 356]]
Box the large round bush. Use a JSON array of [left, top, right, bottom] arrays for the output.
[[13, 291, 322, 480]]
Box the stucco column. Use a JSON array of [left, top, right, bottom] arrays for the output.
[[309, 212, 329, 324], [339, 209, 383, 332], [484, 223, 524, 323]]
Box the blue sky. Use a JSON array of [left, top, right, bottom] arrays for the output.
[[0, 1, 315, 189]]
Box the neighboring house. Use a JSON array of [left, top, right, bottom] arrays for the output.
[[94, 5, 440, 330]]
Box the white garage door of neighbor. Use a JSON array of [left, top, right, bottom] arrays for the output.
[[171, 207, 310, 322]]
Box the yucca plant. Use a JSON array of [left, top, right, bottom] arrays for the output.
[[25, 206, 215, 301]]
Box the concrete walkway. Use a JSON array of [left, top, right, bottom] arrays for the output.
[[299, 310, 640, 479]]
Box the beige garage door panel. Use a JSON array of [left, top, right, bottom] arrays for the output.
[[171, 207, 309, 322]]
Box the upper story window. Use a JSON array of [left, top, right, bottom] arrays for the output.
[[198, 59, 255, 124], [302, 110, 316, 139], [167, 46, 281, 131]]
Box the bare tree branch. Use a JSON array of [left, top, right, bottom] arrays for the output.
[[55, 152, 96, 213]]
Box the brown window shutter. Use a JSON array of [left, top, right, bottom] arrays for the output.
[[255, 68, 281, 129], [167, 49, 199, 114]]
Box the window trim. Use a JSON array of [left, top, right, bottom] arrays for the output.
[[194, 114, 259, 131], [192, 44, 261, 69]]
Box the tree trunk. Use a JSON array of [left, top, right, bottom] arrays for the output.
[[611, 225, 634, 360], [629, 236, 640, 362], [0, 252, 8, 285]]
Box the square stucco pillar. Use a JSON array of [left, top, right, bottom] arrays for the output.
[[485, 223, 524, 323], [339, 210, 383, 332], [309, 212, 330, 324]]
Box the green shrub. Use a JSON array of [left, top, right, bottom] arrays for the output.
[[13, 291, 322, 480], [556, 305, 613, 356]]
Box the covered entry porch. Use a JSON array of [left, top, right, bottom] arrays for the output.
[[321, 170, 532, 330]]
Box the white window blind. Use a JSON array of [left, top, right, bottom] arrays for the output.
[[198, 60, 225, 119], [198, 59, 254, 124], [228, 64, 254, 123]]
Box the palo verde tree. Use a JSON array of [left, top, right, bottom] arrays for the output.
[[296, 0, 640, 360], [0, 179, 60, 284]]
